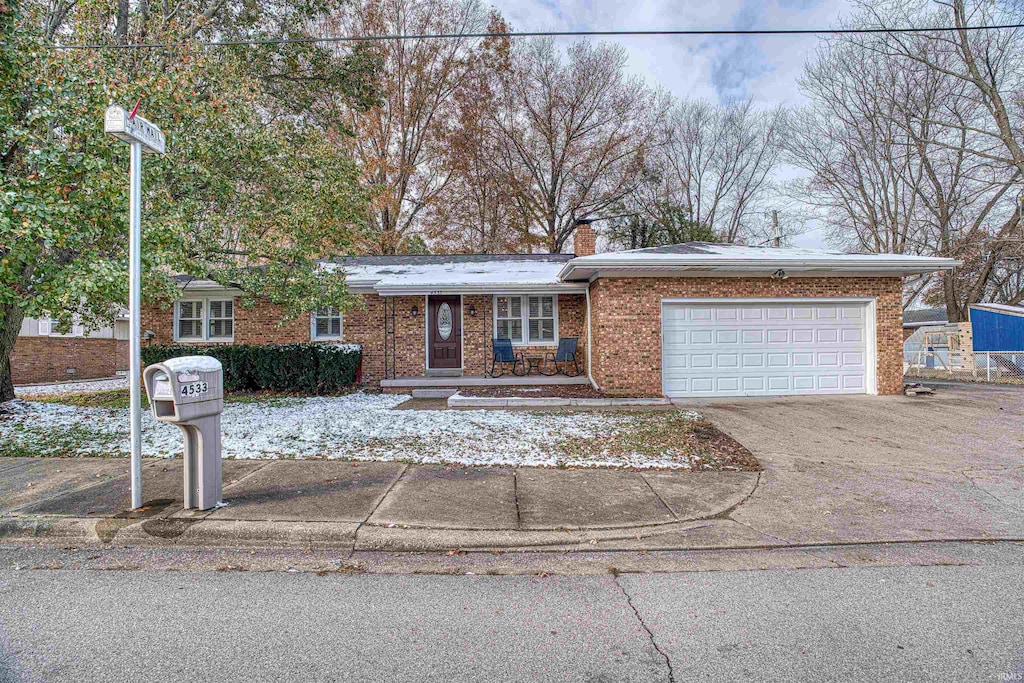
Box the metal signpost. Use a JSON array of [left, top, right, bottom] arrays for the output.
[[104, 104, 166, 510]]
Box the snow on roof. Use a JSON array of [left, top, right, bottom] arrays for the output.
[[560, 242, 959, 279], [970, 302, 1024, 317], [326, 255, 583, 294]]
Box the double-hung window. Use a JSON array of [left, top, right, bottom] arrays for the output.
[[176, 301, 204, 340], [495, 296, 524, 343], [174, 299, 234, 342], [38, 313, 84, 337], [527, 296, 556, 343], [312, 307, 343, 340], [493, 295, 557, 345], [207, 300, 234, 340]]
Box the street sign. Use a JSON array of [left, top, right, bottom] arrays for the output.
[[104, 105, 166, 154], [105, 103, 165, 510]]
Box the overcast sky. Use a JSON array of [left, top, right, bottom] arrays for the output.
[[489, 0, 856, 249]]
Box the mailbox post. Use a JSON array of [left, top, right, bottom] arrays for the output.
[[143, 356, 224, 510]]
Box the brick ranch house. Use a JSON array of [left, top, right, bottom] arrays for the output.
[[141, 224, 956, 398], [12, 313, 129, 385]]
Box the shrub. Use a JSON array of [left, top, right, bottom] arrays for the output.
[[140, 343, 361, 394]]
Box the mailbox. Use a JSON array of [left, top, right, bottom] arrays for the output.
[[143, 356, 224, 510]]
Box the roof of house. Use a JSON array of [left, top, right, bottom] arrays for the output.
[[323, 253, 582, 295], [170, 243, 960, 295], [970, 302, 1024, 318], [903, 307, 949, 327], [559, 243, 960, 281]]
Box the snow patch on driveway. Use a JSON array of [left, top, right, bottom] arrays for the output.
[[1, 392, 702, 469]]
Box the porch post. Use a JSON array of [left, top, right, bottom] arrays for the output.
[[585, 286, 597, 390]]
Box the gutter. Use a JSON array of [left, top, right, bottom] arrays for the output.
[[557, 257, 962, 280], [371, 283, 589, 296], [585, 285, 598, 391]]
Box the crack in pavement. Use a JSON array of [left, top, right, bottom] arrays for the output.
[[613, 574, 675, 683], [959, 471, 1024, 514]]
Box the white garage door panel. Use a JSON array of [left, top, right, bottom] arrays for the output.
[[662, 301, 870, 397]]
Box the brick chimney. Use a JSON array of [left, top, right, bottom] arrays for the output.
[[573, 219, 595, 257]]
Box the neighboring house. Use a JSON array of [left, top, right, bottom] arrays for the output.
[[142, 223, 956, 398], [12, 313, 129, 385], [902, 307, 949, 340]]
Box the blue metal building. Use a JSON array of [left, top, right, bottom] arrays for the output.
[[969, 304, 1024, 352]]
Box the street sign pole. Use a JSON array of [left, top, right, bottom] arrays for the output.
[[105, 105, 166, 510], [129, 140, 143, 509]]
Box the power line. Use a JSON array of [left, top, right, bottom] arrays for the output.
[[47, 23, 1024, 50]]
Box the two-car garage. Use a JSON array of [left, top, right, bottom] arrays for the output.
[[559, 242, 958, 397], [661, 299, 874, 398]]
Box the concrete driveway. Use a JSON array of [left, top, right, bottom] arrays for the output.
[[698, 382, 1024, 546]]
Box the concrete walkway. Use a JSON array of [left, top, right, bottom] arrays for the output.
[[2, 382, 1022, 555], [0, 457, 758, 551]]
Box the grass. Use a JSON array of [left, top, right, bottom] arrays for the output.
[[0, 423, 123, 458], [554, 411, 760, 471], [23, 388, 312, 410], [28, 389, 144, 410]]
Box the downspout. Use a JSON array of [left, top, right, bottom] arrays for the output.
[[585, 285, 599, 391]]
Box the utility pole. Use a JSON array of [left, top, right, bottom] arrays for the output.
[[772, 210, 781, 248]]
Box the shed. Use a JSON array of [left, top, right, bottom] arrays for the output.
[[969, 304, 1024, 352]]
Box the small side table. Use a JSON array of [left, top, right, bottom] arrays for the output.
[[525, 356, 543, 375]]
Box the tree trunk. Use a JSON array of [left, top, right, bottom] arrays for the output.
[[0, 304, 26, 404]]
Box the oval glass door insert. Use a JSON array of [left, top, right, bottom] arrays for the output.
[[437, 302, 453, 340]]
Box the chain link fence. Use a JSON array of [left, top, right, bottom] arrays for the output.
[[904, 325, 1024, 385]]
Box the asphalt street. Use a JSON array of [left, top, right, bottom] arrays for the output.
[[2, 547, 1023, 682]]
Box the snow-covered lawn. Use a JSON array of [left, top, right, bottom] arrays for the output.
[[15, 377, 128, 396], [0, 392, 732, 470]]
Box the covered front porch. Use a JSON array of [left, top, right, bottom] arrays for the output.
[[380, 373, 592, 390], [378, 289, 591, 385]]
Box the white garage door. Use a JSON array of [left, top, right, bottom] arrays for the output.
[[662, 300, 871, 397]]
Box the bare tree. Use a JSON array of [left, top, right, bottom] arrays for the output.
[[659, 99, 785, 242], [489, 38, 665, 253], [789, 1, 1024, 319], [422, 12, 535, 253], [332, 0, 490, 254]]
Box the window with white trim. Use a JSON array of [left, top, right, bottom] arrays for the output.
[[39, 313, 84, 337], [174, 298, 234, 342], [175, 301, 204, 340], [493, 295, 557, 345], [527, 295, 556, 343], [312, 307, 343, 339], [207, 300, 234, 340], [495, 296, 523, 343]]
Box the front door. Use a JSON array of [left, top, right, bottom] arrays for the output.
[[428, 296, 461, 369]]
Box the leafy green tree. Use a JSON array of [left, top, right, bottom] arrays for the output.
[[0, 0, 376, 402]]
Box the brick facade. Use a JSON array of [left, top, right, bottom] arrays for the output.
[[588, 277, 904, 397], [142, 276, 904, 396], [141, 292, 587, 386], [12, 337, 121, 385], [459, 294, 587, 376]]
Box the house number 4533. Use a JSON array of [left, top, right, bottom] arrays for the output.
[[180, 381, 208, 397]]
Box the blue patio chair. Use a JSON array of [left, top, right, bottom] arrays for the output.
[[542, 337, 581, 376], [490, 338, 525, 377]]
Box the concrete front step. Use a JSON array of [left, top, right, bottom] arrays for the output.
[[411, 388, 459, 399], [447, 395, 673, 408]]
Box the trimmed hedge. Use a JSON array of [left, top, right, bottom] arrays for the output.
[[141, 343, 362, 394]]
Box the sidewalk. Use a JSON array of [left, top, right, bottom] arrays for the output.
[[0, 457, 760, 552]]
